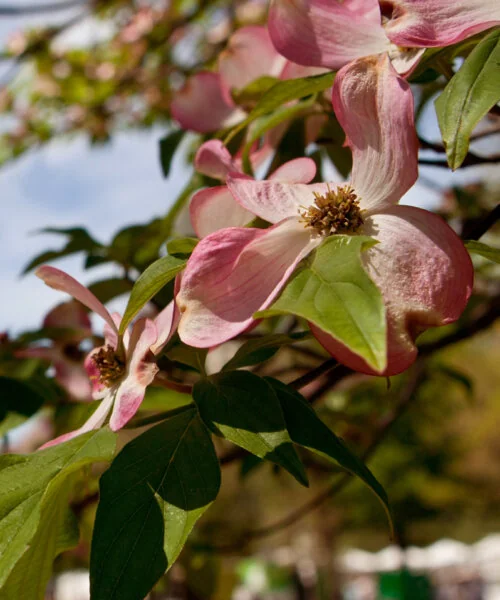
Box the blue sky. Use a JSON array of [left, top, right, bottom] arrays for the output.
[[1, 5, 498, 333]]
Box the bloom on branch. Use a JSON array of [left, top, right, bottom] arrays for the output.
[[171, 25, 325, 132], [36, 266, 178, 446], [177, 55, 473, 376], [269, 0, 500, 74]]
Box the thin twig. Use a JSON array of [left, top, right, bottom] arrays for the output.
[[461, 204, 500, 241]]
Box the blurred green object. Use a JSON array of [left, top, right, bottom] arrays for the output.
[[378, 569, 432, 599]]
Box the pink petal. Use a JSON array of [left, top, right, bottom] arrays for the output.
[[53, 359, 92, 401], [84, 347, 108, 398], [170, 72, 245, 133], [43, 300, 91, 336], [313, 206, 473, 376], [218, 25, 287, 90], [385, 0, 500, 48], [280, 62, 330, 80], [39, 393, 114, 448], [151, 300, 180, 355], [35, 266, 118, 335], [268, 0, 389, 70], [190, 186, 254, 238], [269, 157, 317, 184], [332, 55, 418, 214], [177, 220, 319, 347], [110, 318, 159, 430], [194, 140, 238, 180], [227, 174, 331, 224], [388, 46, 426, 76]]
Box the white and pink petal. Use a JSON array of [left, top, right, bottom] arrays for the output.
[[332, 55, 418, 214], [268, 0, 389, 70], [385, 0, 500, 48], [177, 221, 319, 347]]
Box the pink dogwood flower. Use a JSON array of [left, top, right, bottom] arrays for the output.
[[176, 55, 473, 376], [16, 301, 93, 401], [171, 25, 326, 132], [36, 266, 178, 446], [268, 0, 500, 75]]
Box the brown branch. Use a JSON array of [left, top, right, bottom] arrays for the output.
[[419, 154, 500, 168], [461, 203, 500, 241]]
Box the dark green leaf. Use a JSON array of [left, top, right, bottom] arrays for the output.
[[0, 428, 116, 589], [257, 235, 387, 373], [159, 129, 186, 178], [435, 29, 500, 169], [90, 409, 220, 600], [266, 377, 393, 533], [166, 343, 207, 374], [222, 331, 310, 371], [465, 240, 500, 264], [119, 255, 186, 334], [193, 371, 308, 486], [0, 376, 46, 422]]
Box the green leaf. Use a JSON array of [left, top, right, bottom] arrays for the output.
[[225, 72, 334, 144], [465, 240, 500, 264], [257, 235, 386, 373], [0, 428, 116, 589], [22, 227, 102, 274], [232, 75, 278, 104], [90, 409, 220, 600], [193, 371, 308, 486], [88, 277, 134, 304], [119, 255, 186, 334], [0, 476, 79, 600], [166, 237, 199, 258], [435, 28, 500, 169], [0, 376, 46, 422], [266, 378, 393, 533], [222, 332, 310, 371], [241, 97, 316, 174], [159, 129, 186, 178], [167, 343, 208, 374]]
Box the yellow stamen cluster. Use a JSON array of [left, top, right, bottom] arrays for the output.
[[92, 345, 125, 386], [300, 185, 364, 236]]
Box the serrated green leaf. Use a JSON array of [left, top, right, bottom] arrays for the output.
[[90, 409, 220, 600], [159, 129, 185, 178], [435, 28, 500, 170], [266, 377, 393, 534], [193, 371, 308, 486], [222, 332, 310, 371], [119, 255, 186, 334], [465, 240, 500, 264], [257, 235, 386, 373], [0, 428, 116, 589], [225, 72, 334, 144]]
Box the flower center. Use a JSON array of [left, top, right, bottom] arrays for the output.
[[300, 185, 364, 236], [92, 345, 125, 386]]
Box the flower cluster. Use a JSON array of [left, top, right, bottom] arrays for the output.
[[36, 2, 481, 445]]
